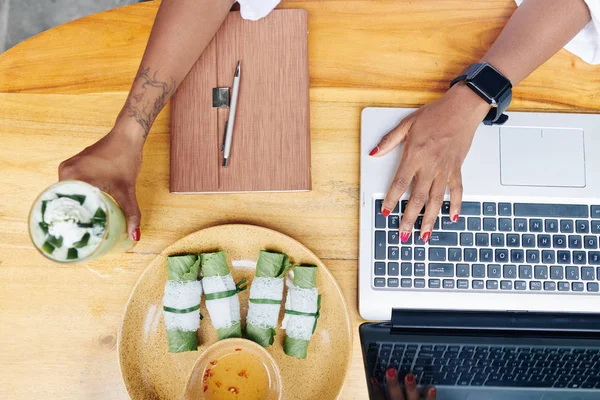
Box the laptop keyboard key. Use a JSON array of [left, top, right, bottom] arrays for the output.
[[389, 215, 400, 229], [530, 281, 542, 291], [457, 279, 469, 289], [576, 220, 589, 233], [429, 263, 454, 277], [498, 203, 512, 216], [414, 263, 426, 276], [449, 248, 462, 261], [375, 200, 386, 228], [399, 278, 410, 288], [507, 234, 520, 247], [585, 236, 598, 249], [472, 280, 484, 289], [428, 279, 441, 289], [483, 203, 496, 216], [590, 252, 600, 265], [566, 266, 580, 280], [486, 280, 499, 290], [460, 232, 474, 246], [558, 282, 570, 291], [499, 218, 512, 232], [375, 231, 386, 260], [442, 217, 466, 231], [429, 248, 446, 262], [514, 204, 588, 218], [550, 266, 564, 280], [399, 262, 410, 276], [561, 220, 574, 233], [511, 249, 524, 263], [501, 280, 513, 290], [530, 219, 543, 232], [569, 235, 582, 249], [572, 282, 584, 292], [429, 232, 458, 246], [389, 278, 400, 287], [476, 233, 489, 247], [374, 278, 385, 287], [467, 217, 482, 232], [573, 251, 586, 264], [553, 235, 567, 248], [461, 202, 481, 215], [588, 282, 599, 292], [542, 250, 555, 264], [401, 247, 412, 261], [472, 264, 485, 278], [488, 264, 501, 278], [480, 249, 493, 262], [544, 281, 556, 291], [582, 267, 595, 280], [503, 264, 517, 279], [484, 218, 497, 232], [526, 250, 540, 263], [414, 278, 426, 288], [491, 233, 505, 247], [545, 219, 559, 233], [522, 234, 536, 248], [464, 248, 477, 262], [538, 234, 551, 248], [388, 246, 399, 260], [534, 265, 548, 280], [515, 281, 527, 290], [443, 279, 455, 289], [456, 264, 470, 278], [519, 265, 533, 279], [514, 218, 527, 232], [375, 262, 386, 276], [558, 251, 571, 264]]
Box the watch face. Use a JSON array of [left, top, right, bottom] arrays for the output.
[[470, 65, 510, 98]]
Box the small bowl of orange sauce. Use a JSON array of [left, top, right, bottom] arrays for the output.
[[183, 339, 282, 400]]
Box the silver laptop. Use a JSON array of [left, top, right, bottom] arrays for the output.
[[359, 107, 600, 398]]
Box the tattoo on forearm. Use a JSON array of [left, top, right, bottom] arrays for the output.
[[124, 67, 176, 138]]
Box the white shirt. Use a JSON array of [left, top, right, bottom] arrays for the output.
[[239, 0, 600, 65], [238, 0, 281, 21], [515, 0, 600, 64]]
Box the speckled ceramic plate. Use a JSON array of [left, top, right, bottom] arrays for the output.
[[118, 224, 353, 400]]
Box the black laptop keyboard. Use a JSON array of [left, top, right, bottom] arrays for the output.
[[373, 200, 600, 293], [367, 342, 600, 389]]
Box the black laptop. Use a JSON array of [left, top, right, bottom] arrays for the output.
[[360, 310, 600, 399]]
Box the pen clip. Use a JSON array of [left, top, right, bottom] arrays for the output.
[[221, 121, 228, 153]]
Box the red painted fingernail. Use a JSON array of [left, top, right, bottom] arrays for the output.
[[369, 146, 379, 156], [452, 214, 459, 223], [400, 232, 410, 243], [406, 373, 415, 384], [370, 377, 378, 386], [430, 387, 437, 395], [132, 227, 141, 242], [382, 208, 391, 217], [422, 231, 431, 243], [387, 368, 396, 378]]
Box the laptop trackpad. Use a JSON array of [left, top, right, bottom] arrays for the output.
[[500, 127, 586, 188]]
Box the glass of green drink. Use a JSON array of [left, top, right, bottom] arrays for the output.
[[28, 180, 134, 263]]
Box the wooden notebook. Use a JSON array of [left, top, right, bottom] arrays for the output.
[[170, 10, 311, 193]]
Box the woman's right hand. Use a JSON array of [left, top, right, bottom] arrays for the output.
[[58, 126, 144, 242], [371, 371, 436, 400]]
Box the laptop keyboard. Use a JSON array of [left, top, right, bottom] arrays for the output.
[[367, 342, 600, 389], [373, 199, 600, 293]]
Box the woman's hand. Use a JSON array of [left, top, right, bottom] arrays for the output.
[[371, 371, 436, 400], [370, 84, 491, 243], [58, 127, 144, 241]]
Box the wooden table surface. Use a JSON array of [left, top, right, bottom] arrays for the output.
[[2, 0, 600, 398]]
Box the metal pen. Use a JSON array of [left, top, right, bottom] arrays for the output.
[[222, 60, 241, 167]]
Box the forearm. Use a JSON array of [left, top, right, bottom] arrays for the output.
[[481, 0, 591, 85], [115, 0, 235, 144]]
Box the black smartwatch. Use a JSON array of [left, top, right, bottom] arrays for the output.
[[450, 62, 512, 126]]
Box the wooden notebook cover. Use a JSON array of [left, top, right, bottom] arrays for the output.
[[170, 10, 311, 193]]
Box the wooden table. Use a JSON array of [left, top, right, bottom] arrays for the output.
[[2, 0, 600, 398]]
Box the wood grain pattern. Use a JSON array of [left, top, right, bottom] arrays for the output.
[[1, 0, 600, 399], [171, 10, 311, 193]]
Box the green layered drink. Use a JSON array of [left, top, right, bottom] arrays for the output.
[[29, 181, 134, 263]]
